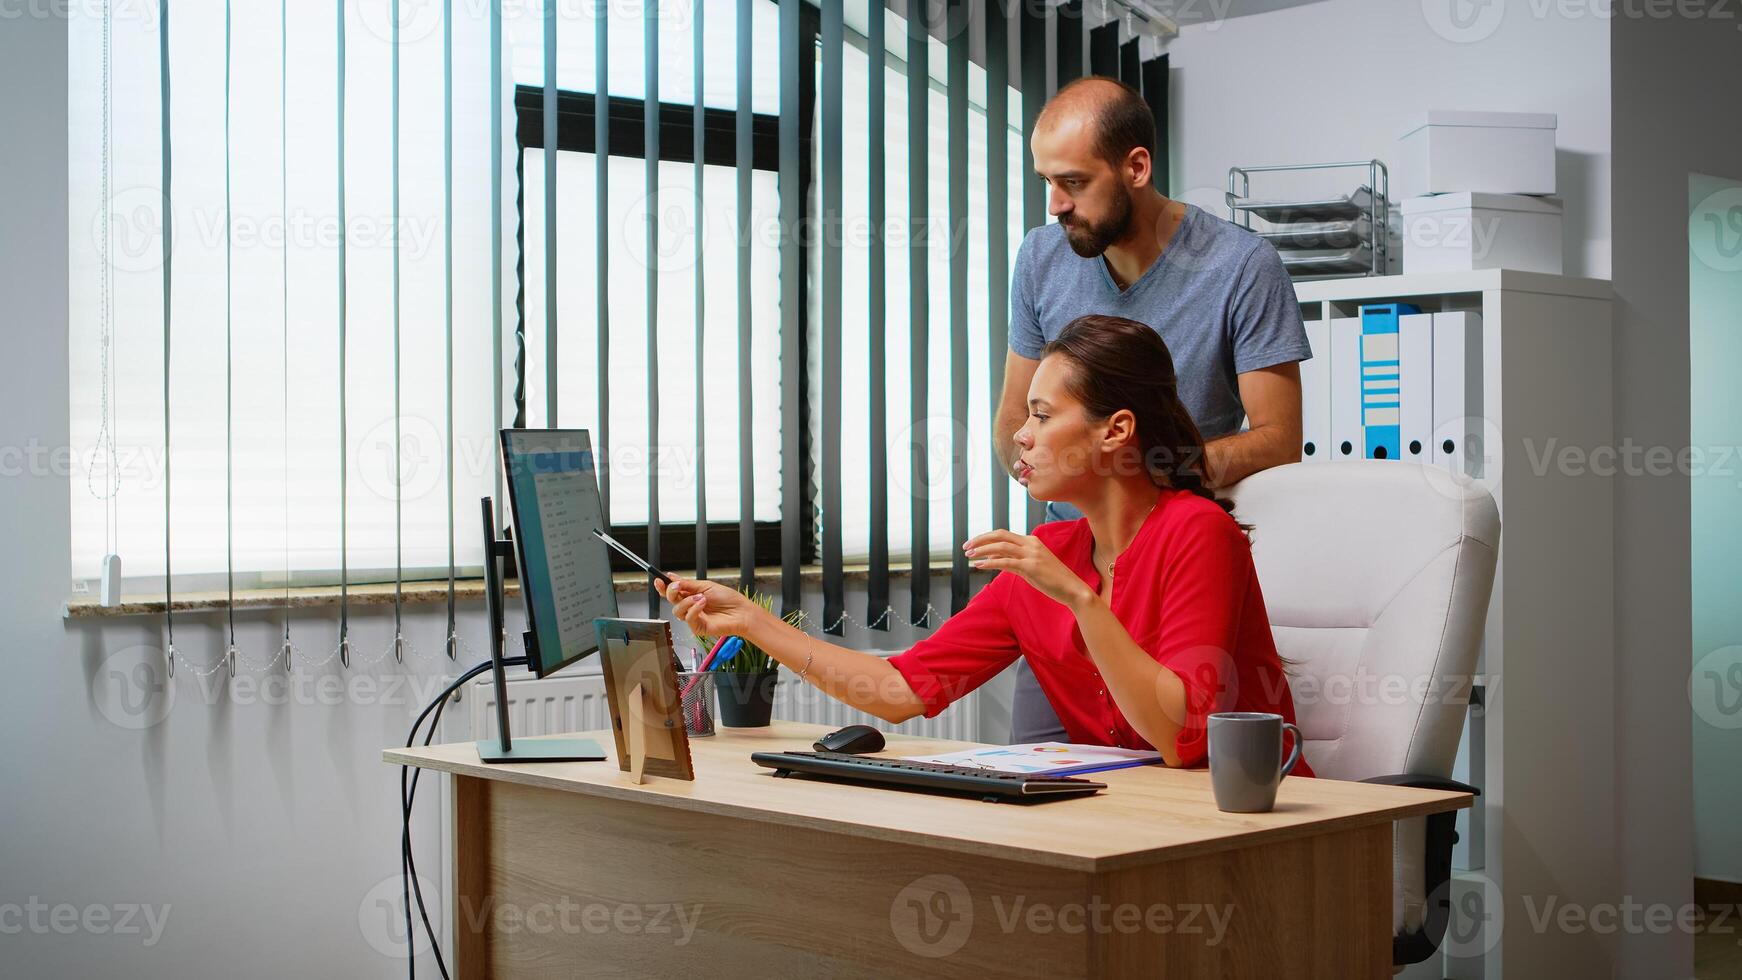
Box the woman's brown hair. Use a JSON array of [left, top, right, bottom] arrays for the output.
[[1040, 314, 1241, 523]]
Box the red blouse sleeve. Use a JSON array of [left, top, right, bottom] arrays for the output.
[[887, 573, 1022, 719], [1149, 509, 1249, 767]]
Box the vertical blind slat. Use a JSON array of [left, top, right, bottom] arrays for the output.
[[491, 0, 505, 533], [1056, 0, 1083, 88], [443, 0, 456, 646], [542, 0, 557, 427], [866, 0, 889, 626], [645, 0, 661, 615], [1119, 36, 1140, 87], [1018, 0, 1047, 533], [390, 0, 404, 648], [986, 0, 1009, 535], [946, 0, 968, 614], [1144, 52, 1169, 195], [1089, 21, 1118, 77], [160, 0, 175, 650], [693, 0, 708, 580], [906, 0, 930, 625], [778, 0, 803, 614], [820, 0, 845, 634], [595, 0, 611, 527], [336, 0, 351, 637], [736, 0, 755, 590]]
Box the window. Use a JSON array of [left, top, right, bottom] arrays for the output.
[[514, 85, 789, 568], [70, 0, 501, 593], [818, 2, 1028, 564], [511, 0, 790, 572]]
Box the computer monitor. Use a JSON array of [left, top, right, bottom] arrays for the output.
[[499, 428, 620, 678]]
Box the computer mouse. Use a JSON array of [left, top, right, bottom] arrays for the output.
[[814, 724, 886, 754]]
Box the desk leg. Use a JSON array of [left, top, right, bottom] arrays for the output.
[[1094, 822, 1393, 978], [452, 774, 491, 979]]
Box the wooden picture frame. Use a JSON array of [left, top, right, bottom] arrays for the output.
[[592, 618, 695, 783]]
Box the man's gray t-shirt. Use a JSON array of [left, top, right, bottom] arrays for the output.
[[1009, 203, 1311, 442], [1007, 204, 1312, 742]]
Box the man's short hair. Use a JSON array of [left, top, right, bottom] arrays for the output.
[[1045, 76, 1157, 169]]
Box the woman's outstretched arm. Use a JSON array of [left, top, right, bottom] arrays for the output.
[[656, 577, 929, 724]]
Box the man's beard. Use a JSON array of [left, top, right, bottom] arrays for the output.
[[1060, 188, 1134, 258]]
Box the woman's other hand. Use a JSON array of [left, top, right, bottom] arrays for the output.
[[963, 530, 1094, 610]]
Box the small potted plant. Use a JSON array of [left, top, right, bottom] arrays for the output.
[[701, 591, 805, 728]]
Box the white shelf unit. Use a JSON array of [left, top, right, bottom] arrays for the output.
[[1292, 269, 1615, 980]]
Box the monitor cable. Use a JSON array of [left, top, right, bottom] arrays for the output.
[[400, 656, 527, 980]]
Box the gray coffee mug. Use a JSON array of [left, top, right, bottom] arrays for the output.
[[1207, 712, 1303, 813]]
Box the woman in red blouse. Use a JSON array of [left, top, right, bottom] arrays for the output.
[[657, 314, 1309, 773]]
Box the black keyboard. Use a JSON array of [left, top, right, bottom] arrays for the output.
[[750, 750, 1107, 803]]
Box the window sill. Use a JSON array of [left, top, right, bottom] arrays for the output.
[[62, 561, 953, 619]]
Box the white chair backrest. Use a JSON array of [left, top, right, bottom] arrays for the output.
[[1223, 462, 1500, 782]]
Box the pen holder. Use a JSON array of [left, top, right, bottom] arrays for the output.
[[676, 671, 717, 738]]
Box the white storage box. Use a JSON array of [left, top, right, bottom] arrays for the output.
[[1400, 192, 1563, 274], [1399, 111, 1558, 196]]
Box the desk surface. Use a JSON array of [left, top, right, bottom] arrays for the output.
[[387, 721, 1469, 873]]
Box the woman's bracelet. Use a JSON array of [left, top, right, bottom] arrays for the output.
[[796, 633, 814, 683]]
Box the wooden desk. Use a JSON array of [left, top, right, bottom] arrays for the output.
[[387, 722, 1470, 979]]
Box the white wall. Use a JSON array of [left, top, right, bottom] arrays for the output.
[[1163, 0, 1611, 278]]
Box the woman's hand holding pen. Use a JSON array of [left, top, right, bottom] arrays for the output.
[[660, 576, 931, 725], [656, 577, 772, 646]]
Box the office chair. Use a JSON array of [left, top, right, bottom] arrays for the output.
[[1008, 461, 1497, 966], [1224, 461, 1498, 967]]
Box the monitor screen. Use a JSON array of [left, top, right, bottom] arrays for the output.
[[500, 429, 619, 677]]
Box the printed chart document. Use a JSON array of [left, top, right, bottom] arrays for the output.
[[902, 742, 1164, 776]]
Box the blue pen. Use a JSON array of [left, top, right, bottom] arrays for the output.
[[711, 636, 744, 670]]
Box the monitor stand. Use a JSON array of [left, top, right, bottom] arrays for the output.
[[473, 495, 606, 765]]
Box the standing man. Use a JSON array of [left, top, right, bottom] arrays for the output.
[[997, 77, 1311, 742]]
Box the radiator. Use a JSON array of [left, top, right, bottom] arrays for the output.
[[464, 664, 983, 744]]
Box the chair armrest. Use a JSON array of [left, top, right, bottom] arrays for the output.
[[1360, 774, 1480, 966], [1360, 773, 1481, 796]]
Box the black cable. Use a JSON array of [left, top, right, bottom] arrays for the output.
[[400, 657, 526, 980], [401, 672, 463, 977]]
